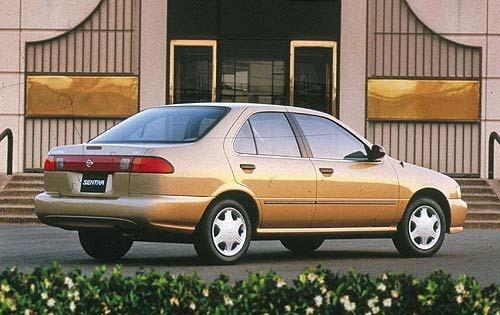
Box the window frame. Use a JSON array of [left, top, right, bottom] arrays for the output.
[[289, 113, 373, 162], [231, 111, 307, 158], [168, 39, 217, 104]]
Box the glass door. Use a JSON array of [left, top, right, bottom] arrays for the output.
[[169, 40, 217, 104], [289, 40, 337, 115]]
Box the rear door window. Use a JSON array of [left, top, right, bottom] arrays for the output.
[[234, 121, 257, 154], [247, 112, 301, 157]]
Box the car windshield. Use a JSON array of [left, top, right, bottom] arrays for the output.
[[90, 106, 229, 144]]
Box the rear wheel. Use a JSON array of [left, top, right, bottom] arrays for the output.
[[194, 199, 251, 264], [281, 238, 324, 254], [78, 230, 133, 261], [392, 197, 446, 257]]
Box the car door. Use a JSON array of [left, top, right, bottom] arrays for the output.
[[292, 113, 399, 228], [225, 111, 317, 228]]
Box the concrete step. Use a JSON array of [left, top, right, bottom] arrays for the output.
[[5, 181, 44, 189], [0, 196, 35, 205], [467, 202, 500, 210], [467, 210, 500, 221], [0, 205, 34, 216], [461, 186, 496, 195], [11, 174, 44, 182], [456, 179, 489, 186], [462, 195, 500, 202], [0, 215, 40, 224], [465, 220, 500, 229], [0, 189, 43, 197]]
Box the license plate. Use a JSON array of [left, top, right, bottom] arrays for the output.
[[80, 173, 108, 193]]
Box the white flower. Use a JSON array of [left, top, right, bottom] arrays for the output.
[[320, 286, 327, 294], [367, 297, 379, 308], [382, 273, 388, 280], [276, 278, 286, 288], [307, 273, 318, 283], [284, 305, 291, 312], [224, 295, 233, 306], [74, 290, 80, 301], [383, 298, 392, 308], [340, 295, 356, 312], [30, 284, 35, 292], [202, 288, 209, 297], [314, 295, 323, 307], [340, 295, 350, 304], [64, 277, 74, 289], [456, 295, 464, 304], [69, 301, 76, 312], [306, 306, 314, 315], [47, 298, 55, 308], [169, 296, 179, 306], [372, 306, 380, 314], [189, 302, 196, 310], [455, 283, 465, 294], [345, 301, 356, 312], [1, 284, 10, 292], [41, 292, 48, 300], [364, 312, 372, 315], [391, 290, 398, 298], [377, 283, 387, 292]]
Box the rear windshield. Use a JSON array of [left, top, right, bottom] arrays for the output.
[[90, 106, 229, 144]]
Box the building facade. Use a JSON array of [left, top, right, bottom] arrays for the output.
[[0, 0, 499, 178]]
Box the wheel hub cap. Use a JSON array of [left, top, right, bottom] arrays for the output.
[[211, 207, 247, 256], [408, 205, 441, 250]]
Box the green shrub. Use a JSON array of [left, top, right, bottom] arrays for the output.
[[0, 264, 498, 314]]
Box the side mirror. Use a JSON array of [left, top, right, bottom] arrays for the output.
[[368, 144, 385, 161]]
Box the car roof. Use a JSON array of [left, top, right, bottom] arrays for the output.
[[159, 102, 327, 116]]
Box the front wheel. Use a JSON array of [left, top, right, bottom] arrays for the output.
[[194, 199, 251, 264], [281, 238, 324, 254], [392, 197, 446, 257], [78, 230, 133, 261]]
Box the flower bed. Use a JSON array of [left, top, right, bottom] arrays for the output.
[[0, 264, 498, 314]]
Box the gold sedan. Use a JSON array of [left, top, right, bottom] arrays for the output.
[[35, 103, 467, 264]]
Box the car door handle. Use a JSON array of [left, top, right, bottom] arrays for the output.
[[240, 164, 256, 171], [319, 167, 334, 175]]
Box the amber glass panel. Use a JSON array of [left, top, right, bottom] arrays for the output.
[[27, 76, 138, 118], [367, 79, 480, 121]]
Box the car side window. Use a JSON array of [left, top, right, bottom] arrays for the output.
[[248, 112, 301, 157], [234, 121, 257, 154], [293, 114, 368, 160]]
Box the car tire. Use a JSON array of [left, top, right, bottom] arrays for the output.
[[392, 197, 446, 258], [78, 230, 133, 261], [281, 238, 324, 254], [194, 199, 251, 265]]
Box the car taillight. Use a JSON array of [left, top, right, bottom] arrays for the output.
[[131, 157, 175, 174], [42, 155, 174, 174], [43, 156, 56, 171]]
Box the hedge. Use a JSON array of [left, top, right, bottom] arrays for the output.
[[0, 264, 498, 315]]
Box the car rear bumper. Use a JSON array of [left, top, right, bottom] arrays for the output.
[[449, 198, 468, 233], [34, 192, 213, 235]]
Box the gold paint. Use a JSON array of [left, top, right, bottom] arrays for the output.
[[449, 227, 464, 234], [27, 76, 138, 117], [36, 104, 468, 239], [289, 40, 337, 116], [367, 79, 480, 121], [169, 39, 217, 104], [256, 226, 397, 235]]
